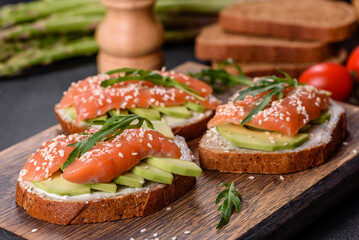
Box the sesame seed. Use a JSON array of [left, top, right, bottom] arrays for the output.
[[283, 142, 288, 146], [265, 131, 270, 135], [144, 166, 149, 169], [147, 143, 152, 148], [153, 233, 158, 237], [130, 238, 135, 240], [58, 150, 64, 157], [119, 152, 124, 157], [249, 176, 254, 180], [247, 135, 253, 138], [270, 140, 276, 144], [171, 236, 177, 240], [166, 207, 172, 210], [353, 149, 358, 154], [31, 229, 38, 233], [279, 176, 284, 180], [132, 152, 138, 156], [343, 142, 348, 145], [140, 228, 146, 233], [184, 231, 191, 235], [35, 167, 41, 171]]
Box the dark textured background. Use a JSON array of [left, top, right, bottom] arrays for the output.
[[1, 0, 359, 239]]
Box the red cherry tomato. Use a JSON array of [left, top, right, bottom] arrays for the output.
[[299, 63, 353, 101], [347, 46, 359, 81]]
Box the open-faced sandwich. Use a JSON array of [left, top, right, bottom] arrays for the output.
[[16, 115, 202, 225], [55, 68, 220, 140], [199, 72, 346, 174]]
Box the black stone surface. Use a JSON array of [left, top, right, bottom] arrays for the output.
[[0, 0, 359, 239]]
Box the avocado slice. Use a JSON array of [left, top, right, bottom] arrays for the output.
[[113, 172, 145, 188], [64, 107, 107, 124], [108, 109, 128, 116], [152, 106, 191, 119], [84, 115, 108, 124], [309, 112, 331, 124], [144, 157, 202, 177], [298, 124, 312, 133], [64, 106, 77, 120], [184, 102, 206, 113], [216, 123, 308, 152], [131, 162, 173, 184], [142, 121, 174, 139], [129, 108, 161, 120], [33, 171, 90, 196], [90, 183, 117, 193]]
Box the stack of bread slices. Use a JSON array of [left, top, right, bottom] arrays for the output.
[[195, 0, 357, 77]]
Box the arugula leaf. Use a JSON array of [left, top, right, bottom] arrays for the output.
[[101, 68, 204, 101], [189, 59, 252, 92], [215, 181, 242, 229], [61, 114, 153, 171], [233, 69, 299, 125]]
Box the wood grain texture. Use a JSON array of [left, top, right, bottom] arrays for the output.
[[1, 62, 359, 240]]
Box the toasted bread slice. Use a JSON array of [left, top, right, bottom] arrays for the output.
[[199, 101, 346, 174], [211, 48, 347, 78], [220, 0, 357, 42], [54, 104, 215, 141], [16, 136, 196, 225], [196, 24, 333, 63]]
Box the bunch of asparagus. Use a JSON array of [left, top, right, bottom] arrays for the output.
[[0, 0, 235, 77]]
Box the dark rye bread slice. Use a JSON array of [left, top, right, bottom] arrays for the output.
[[198, 101, 346, 174], [211, 48, 347, 78], [54, 104, 215, 141], [220, 0, 357, 42], [16, 136, 196, 225], [16, 175, 194, 225], [195, 24, 333, 63]]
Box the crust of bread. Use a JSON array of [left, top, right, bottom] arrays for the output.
[[55, 104, 214, 141], [198, 111, 346, 174], [172, 111, 215, 140], [220, 0, 357, 42], [54, 105, 85, 134], [16, 175, 195, 225], [195, 24, 333, 63], [211, 48, 347, 78]]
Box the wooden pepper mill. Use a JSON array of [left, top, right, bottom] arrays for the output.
[[96, 0, 164, 72]]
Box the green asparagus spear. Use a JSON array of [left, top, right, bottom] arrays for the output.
[[52, 3, 105, 18], [155, 0, 236, 15], [0, 0, 99, 28], [0, 16, 102, 40], [164, 28, 201, 43], [0, 37, 98, 77]]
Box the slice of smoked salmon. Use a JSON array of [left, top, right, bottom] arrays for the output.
[[19, 134, 87, 182], [208, 85, 330, 136], [20, 128, 181, 184], [59, 71, 219, 124]]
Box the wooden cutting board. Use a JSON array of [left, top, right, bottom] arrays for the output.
[[1, 62, 359, 240]]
